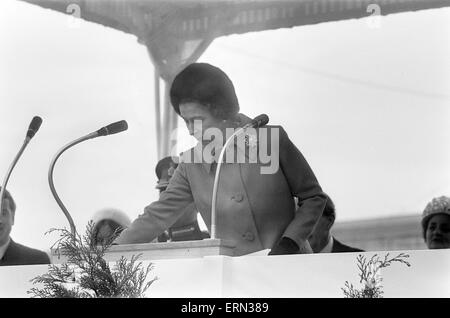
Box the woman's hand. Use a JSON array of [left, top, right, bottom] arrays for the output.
[[268, 237, 299, 255]]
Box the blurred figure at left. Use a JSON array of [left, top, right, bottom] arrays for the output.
[[0, 187, 50, 266], [91, 208, 131, 245]]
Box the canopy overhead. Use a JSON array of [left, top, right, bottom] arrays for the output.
[[19, 1, 450, 41], [18, 0, 450, 157]]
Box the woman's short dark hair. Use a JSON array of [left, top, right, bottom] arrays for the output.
[[170, 63, 240, 120]]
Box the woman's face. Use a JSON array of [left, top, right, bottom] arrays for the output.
[[425, 214, 450, 249], [179, 102, 226, 142]]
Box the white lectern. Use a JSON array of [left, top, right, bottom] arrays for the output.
[[51, 239, 236, 263]]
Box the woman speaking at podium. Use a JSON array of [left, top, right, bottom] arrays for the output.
[[115, 63, 327, 256]]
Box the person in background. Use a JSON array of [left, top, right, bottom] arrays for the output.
[[155, 156, 209, 242], [308, 194, 364, 253], [92, 208, 131, 245], [0, 187, 50, 266], [421, 195, 450, 249], [115, 62, 327, 256]]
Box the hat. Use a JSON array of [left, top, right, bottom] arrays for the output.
[[421, 196, 450, 238], [169, 63, 239, 119], [91, 208, 131, 228], [155, 156, 178, 190]]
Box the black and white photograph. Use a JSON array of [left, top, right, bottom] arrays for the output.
[[0, 0, 449, 301]]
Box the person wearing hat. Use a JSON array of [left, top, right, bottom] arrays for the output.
[[115, 63, 327, 256], [421, 196, 450, 249], [308, 194, 364, 253], [91, 208, 131, 245], [155, 156, 208, 242], [0, 187, 50, 266]]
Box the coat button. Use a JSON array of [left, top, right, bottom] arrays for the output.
[[232, 194, 244, 202], [243, 232, 255, 241]]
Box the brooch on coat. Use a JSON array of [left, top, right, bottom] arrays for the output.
[[244, 132, 258, 148]]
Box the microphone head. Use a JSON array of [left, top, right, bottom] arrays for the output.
[[251, 114, 269, 128], [96, 120, 128, 137], [26, 116, 43, 139]]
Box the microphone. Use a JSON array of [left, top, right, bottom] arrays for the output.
[[96, 120, 128, 137], [48, 120, 128, 235], [242, 114, 269, 129], [26, 116, 43, 140], [1, 116, 43, 219], [210, 114, 270, 239]]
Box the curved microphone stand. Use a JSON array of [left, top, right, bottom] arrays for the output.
[[1, 116, 42, 220], [48, 132, 97, 236], [210, 114, 268, 239], [48, 120, 128, 236], [0, 139, 31, 216], [210, 127, 246, 239]]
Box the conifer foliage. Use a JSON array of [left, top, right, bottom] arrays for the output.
[[28, 221, 157, 298], [342, 252, 411, 298]]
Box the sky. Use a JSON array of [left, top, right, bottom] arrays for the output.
[[0, 0, 449, 250]]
